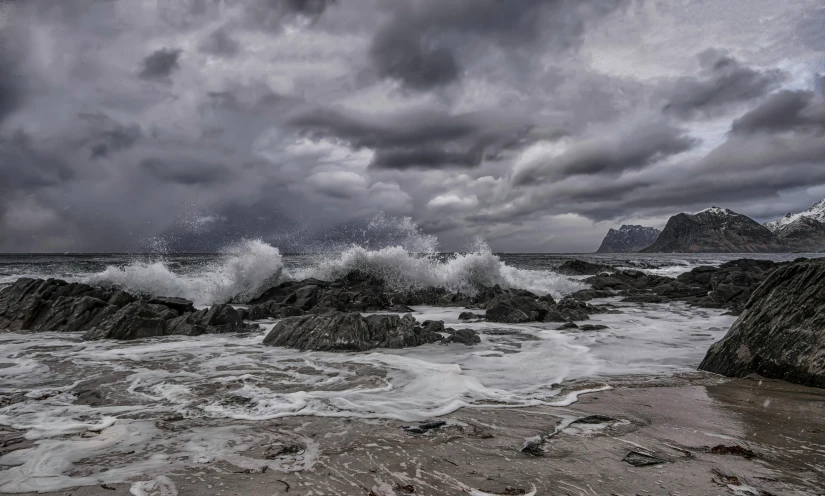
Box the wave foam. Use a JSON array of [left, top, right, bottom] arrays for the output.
[[297, 238, 584, 298], [87, 239, 284, 306]]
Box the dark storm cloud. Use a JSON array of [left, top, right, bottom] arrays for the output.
[[238, 0, 336, 30], [512, 122, 697, 186], [140, 157, 232, 185], [661, 49, 784, 119], [0, 26, 27, 126], [200, 28, 240, 57], [287, 106, 531, 169], [0, 61, 23, 126], [730, 90, 825, 135], [370, 28, 460, 90], [369, 0, 627, 90], [372, 147, 483, 170], [138, 48, 183, 80], [75, 115, 143, 159], [0, 130, 75, 191]]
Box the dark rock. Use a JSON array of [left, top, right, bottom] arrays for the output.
[[586, 270, 672, 292], [521, 438, 545, 457], [597, 224, 661, 253], [699, 262, 825, 388], [262, 312, 443, 351], [485, 294, 548, 323], [444, 328, 481, 345], [567, 289, 613, 301], [578, 324, 608, 331], [148, 296, 195, 314], [571, 415, 616, 424], [458, 311, 484, 320], [620, 294, 665, 303], [73, 383, 105, 406], [0, 278, 121, 332], [556, 260, 614, 276], [709, 445, 758, 459], [623, 451, 667, 466], [108, 291, 136, 307], [402, 420, 447, 434], [83, 301, 167, 340]]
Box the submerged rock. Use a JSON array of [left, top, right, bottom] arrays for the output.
[[262, 312, 443, 351], [443, 328, 481, 345], [556, 260, 614, 276], [699, 261, 825, 388]]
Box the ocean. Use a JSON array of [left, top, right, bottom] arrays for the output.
[[1, 239, 823, 492]]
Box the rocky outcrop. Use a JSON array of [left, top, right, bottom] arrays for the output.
[[586, 259, 781, 315], [0, 278, 256, 340], [699, 261, 825, 388], [641, 207, 783, 253], [596, 225, 661, 253], [0, 278, 133, 333], [247, 271, 414, 318], [556, 260, 613, 276], [443, 328, 481, 345], [262, 312, 443, 351]]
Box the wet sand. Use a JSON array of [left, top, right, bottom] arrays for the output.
[[7, 374, 824, 496]]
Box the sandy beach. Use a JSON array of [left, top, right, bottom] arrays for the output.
[[5, 374, 823, 496]]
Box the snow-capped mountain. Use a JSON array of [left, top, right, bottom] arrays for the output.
[[641, 206, 783, 253], [596, 225, 661, 253], [765, 198, 825, 233]]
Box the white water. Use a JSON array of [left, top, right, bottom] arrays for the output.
[[85, 218, 587, 304], [86, 239, 285, 306], [0, 300, 734, 492], [296, 240, 585, 298]]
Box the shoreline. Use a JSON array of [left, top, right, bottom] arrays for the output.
[[4, 374, 823, 495]]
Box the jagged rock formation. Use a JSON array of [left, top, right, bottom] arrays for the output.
[[246, 270, 609, 325], [641, 207, 783, 253], [584, 258, 781, 315], [556, 260, 614, 276], [262, 312, 444, 351], [0, 278, 256, 340], [699, 261, 825, 388], [596, 225, 661, 253]]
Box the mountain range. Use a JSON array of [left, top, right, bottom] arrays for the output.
[[596, 200, 825, 253]]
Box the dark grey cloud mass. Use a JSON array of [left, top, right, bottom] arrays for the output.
[[286, 106, 531, 170], [0, 0, 823, 252], [661, 49, 785, 119], [200, 28, 241, 57], [139, 48, 183, 80], [730, 90, 825, 135], [512, 122, 697, 185]]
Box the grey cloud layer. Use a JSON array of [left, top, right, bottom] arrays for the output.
[[0, 0, 823, 252]]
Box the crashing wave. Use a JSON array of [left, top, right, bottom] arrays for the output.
[[87, 239, 284, 306], [86, 217, 585, 304]]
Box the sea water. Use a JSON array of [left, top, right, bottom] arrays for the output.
[[0, 220, 821, 492]]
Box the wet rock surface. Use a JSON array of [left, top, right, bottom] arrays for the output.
[[262, 312, 444, 351], [0, 278, 257, 340], [699, 261, 825, 387], [582, 258, 790, 315]]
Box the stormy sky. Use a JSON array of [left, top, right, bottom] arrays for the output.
[[1, 0, 824, 253]]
